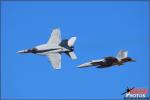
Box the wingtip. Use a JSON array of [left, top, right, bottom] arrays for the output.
[[119, 50, 128, 52], [72, 36, 77, 40], [55, 68, 61, 70], [72, 56, 77, 60], [52, 27, 60, 31], [53, 67, 61, 70], [53, 65, 61, 70]]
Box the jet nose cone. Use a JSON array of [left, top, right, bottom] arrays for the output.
[[77, 64, 86, 68], [77, 65, 82, 68], [17, 50, 28, 53], [16, 50, 24, 53], [132, 59, 136, 62]]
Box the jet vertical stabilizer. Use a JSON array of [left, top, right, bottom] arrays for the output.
[[116, 50, 128, 60]]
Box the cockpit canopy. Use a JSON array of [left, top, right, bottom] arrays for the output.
[[31, 48, 38, 52], [27, 48, 38, 53]]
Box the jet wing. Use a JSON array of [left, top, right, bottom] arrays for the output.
[[78, 59, 104, 68], [91, 59, 104, 63], [91, 60, 104, 66], [90, 59, 105, 65], [47, 28, 61, 46], [47, 53, 61, 69]]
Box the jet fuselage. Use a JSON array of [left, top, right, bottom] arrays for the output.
[[17, 44, 74, 56], [97, 57, 135, 68], [78, 56, 135, 68]]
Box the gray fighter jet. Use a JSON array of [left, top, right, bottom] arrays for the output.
[[17, 28, 77, 69], [78, 50, 135, 68]]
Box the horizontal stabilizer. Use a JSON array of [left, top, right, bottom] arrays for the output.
[[66, 51, 77, 60]]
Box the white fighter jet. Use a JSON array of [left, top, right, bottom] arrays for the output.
[[78, 50, 135, 68], [17, 28, 77, 69]]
